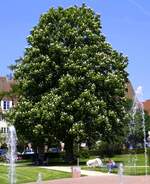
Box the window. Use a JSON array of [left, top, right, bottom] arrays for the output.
[[1, 127, 4, 133], [3, 127, 6, 133], [1, 127, 8, 133], [3, 101, 10, 110]]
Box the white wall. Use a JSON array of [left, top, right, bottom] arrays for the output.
[[0, 119, 8, 133]]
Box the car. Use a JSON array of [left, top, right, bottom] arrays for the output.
[[49, 147, 60, 153], [0, 148, 6, 156], [22, 149, 34, 155]]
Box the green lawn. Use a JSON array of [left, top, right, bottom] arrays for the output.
[[109, 153, 146, 166], [0, 164, 71, 184], [1, 153, 149, 184], [81, 153, 150, 175]]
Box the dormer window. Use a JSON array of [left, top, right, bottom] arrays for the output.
[[1, 100, 12, 111], [3, 101, 10, 110]]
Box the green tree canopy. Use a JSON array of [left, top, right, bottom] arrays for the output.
[[8, 5, 129, 160]]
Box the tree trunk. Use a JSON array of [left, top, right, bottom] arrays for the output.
[[64, 135, 74, 164], [33, 143, 45, 165]]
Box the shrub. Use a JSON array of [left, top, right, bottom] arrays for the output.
[[79, 149, 90, 159], [0, 156, 6, 162], [91, 141, 122, 158], [121, 148, 144, 154]]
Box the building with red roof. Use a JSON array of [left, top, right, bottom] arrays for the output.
[[0, 76, 16, 135]]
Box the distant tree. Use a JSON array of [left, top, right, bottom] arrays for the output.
[[7, 5, 128, 161], [127, 109, 150, 148], [122, 97, 150, 150]]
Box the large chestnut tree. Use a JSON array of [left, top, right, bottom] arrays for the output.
[[8, 5, 128, 161]]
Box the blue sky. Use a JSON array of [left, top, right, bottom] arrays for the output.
[[0, 0, 150, 100]]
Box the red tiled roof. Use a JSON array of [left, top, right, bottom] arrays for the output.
[[126, 81, 135, 99], [143, 100, 150, 115], [0, 76, 15, 92]]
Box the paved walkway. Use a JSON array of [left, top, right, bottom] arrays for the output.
[[28, 166, 150, 184], [40, 166, 112, 176], [29, 175, 150, 184]]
